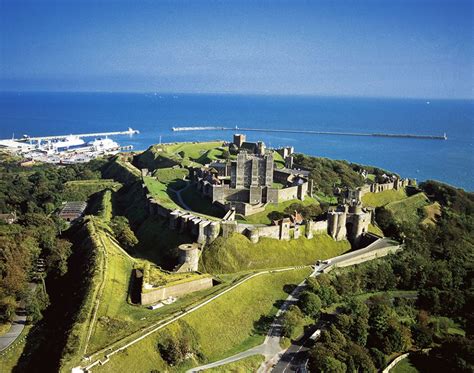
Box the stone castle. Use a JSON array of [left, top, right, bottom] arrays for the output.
[[140, 135, 419, 259], [193, 134, 311, 216]]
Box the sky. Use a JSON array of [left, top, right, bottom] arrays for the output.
[[0, 0, 472, 98]]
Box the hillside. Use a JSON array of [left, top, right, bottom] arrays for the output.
[[385, 192, 431, 226], [201, 233, 350, 274], [133, 142, 225, 171], [361, 188, 408, 207], [93, 268, 310, 373]]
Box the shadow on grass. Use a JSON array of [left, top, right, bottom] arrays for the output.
[[253, 315, 274, 336]]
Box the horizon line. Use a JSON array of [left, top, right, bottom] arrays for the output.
[[0, 90, 472, 101]]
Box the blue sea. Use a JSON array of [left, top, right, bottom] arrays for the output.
[[0, 92, 472, 191]]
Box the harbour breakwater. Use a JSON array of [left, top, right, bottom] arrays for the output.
[[172, 126, 447, 140]]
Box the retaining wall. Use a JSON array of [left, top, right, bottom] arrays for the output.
[[141, 277, 214, 305]]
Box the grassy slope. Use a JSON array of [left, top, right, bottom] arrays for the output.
[[136, 142, 224, 170], [240, 197, 318, 225], [143, 176, 180, 210], [421, 202, 441, 226], [62, 179, 122, 201], [201, 233, 350, 274], [206, 355, 265, 372], [95, 268, 310, 373], [385, 192, 430, 226], [153, 167, 188, 190], [361, 188, 408, 207], [368, 223, 384, 236]]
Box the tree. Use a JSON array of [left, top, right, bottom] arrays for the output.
[[46, 239, 72, 276], [369, 347, 386, 369], [110, 216, 138, 249], [299, 291, 322, 318], [281, 305, 304, 338], [429, 335, 474, 373], [345, 342, 377, 373]]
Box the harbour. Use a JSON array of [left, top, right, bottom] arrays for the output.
[[172, 126, 448, 140], [0, 128, 139, 164]]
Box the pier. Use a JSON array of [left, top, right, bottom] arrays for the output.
[[172, 126, 447, 140], [17, 127, 139, 141]]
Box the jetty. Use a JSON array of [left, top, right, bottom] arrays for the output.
[[172, 126, 447, 140], [16, 127, 139, 142]]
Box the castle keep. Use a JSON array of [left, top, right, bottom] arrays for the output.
[[193, 136, 311, 216]]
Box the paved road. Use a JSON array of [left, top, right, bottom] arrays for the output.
[[271, 325, 321, 373], [0, 308, 27, 352], [0, 283, 37, 352]]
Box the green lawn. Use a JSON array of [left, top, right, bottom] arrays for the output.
[[153, 167, 189, 190], [385, 192, 431, 227], [143, 176, 180, 210], [95, 268, 310, 373], [241, 197, 318, 225], [163, 141, 223, 159], [206, 355, 265, 372], [361, 188, 407, 207], [201, 233, 350, 274]]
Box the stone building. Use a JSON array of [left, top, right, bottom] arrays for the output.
[[328, 202, 371, 246], [193, 149, 311, 216]]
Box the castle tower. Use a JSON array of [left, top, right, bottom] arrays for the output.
[[178, 243, 200, 272], [233, 133, 246, 148], [257, 141, 266, 156], [265, 153, 274, 187]]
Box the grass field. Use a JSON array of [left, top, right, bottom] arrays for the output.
[[385, 192, 431, 227], [361, 188, 407, 207], [95, 268, 310, 373], [240, 197, 318, 225], [206, 355, 265, 372], [162, 141, 224, 161], [153, 167, 189, 190], [201, 233, 350, 274]]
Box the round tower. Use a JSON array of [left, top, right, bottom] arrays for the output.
[[178, 243, 200, 272]]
